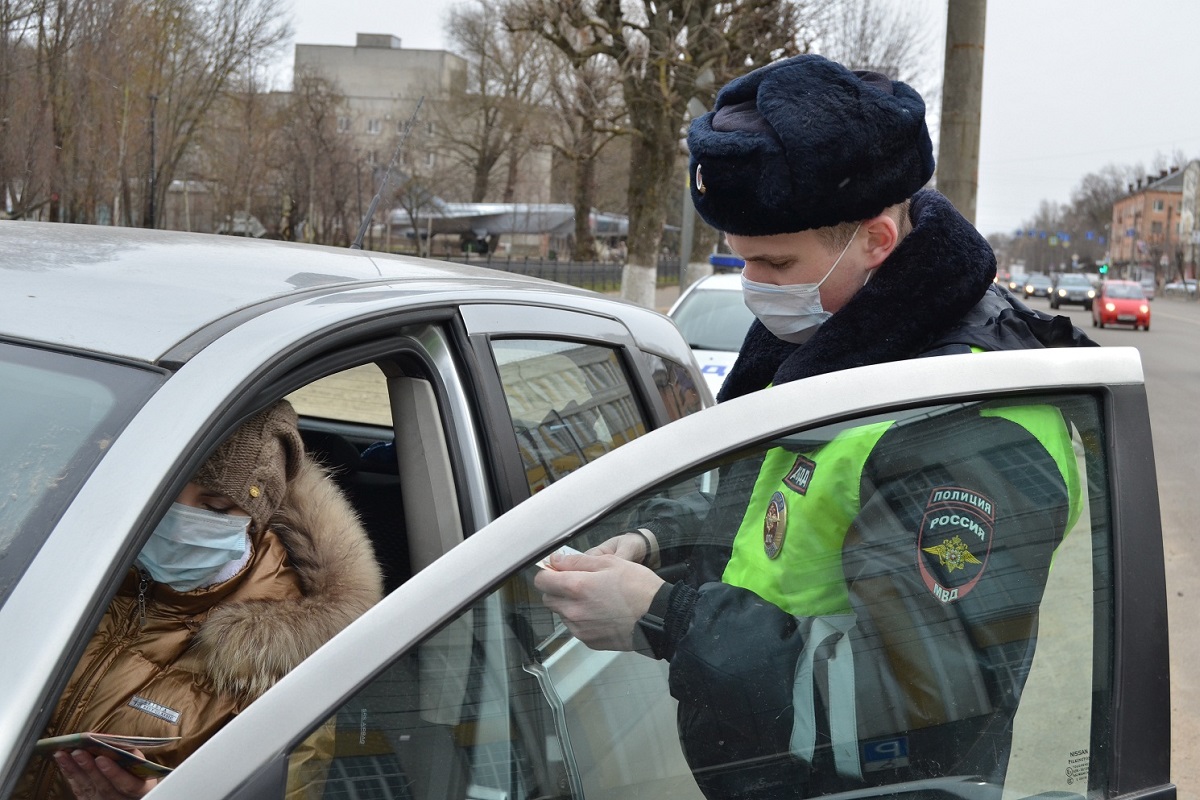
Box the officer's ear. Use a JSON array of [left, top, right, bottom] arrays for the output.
[[860, 213, 899, 269]]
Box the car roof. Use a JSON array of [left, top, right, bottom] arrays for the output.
[[690, 271, 743, 290], [1, 221, 597, 364], [667, 270, 744, 318]]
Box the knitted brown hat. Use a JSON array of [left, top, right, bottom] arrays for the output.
[[192, 400, 304, 533]]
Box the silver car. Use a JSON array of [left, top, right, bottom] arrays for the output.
[[0, 222, 1173, 800], [1050, 273, 1096, 310]]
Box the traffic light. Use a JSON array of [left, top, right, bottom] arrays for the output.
[[1099, 263, 1109, 274]]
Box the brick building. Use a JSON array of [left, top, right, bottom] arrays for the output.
[[1110, 169, 1184, 280]]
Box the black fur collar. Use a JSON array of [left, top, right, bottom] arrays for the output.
[[716, 190, 996, 402]]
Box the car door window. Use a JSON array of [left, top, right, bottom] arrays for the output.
[[491, 339, 649, 494], [287, 364, 394, 427], [285, 363, 412, 592], [647, 354, 705, 422], [285, 391, 1112, 800]]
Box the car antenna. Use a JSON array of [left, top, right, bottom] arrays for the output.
[[350, 96, 424, 251]]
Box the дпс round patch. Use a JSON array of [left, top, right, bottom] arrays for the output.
[[917, 486, 994, 603]]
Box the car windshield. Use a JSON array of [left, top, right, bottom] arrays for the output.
[[1106, 283, 1145, 299], [1058, 276, 1090, 286], [670, 286, 756, 352], [0, 343, 162, 608]]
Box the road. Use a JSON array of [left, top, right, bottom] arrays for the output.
[[1028, 292, 1200, 795]]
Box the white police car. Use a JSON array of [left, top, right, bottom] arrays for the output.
[[667, 272, 754, 395]]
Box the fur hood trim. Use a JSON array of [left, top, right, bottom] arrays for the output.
[[191, 456, 383, 700], [718, 189, 996, 401]]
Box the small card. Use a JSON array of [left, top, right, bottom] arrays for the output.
[[536, 545, 584, 570]]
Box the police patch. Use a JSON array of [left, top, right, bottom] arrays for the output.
[[763, 490, 787, 559], [783, 455, 816, 495], [916, 486, 995, 603]]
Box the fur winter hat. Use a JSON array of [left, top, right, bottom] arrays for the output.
[[687, 54, 934, 236], [192, 400, 304, 534]]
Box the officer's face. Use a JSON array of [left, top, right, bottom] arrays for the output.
[[726, 212, 900, 316], [726, 227, 871, 316]]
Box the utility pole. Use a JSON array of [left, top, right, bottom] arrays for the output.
[[937, 1, 987, 224]]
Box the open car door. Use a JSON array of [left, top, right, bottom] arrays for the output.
[[152, 346, 1171, 800]]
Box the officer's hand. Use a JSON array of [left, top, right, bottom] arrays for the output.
[[535, 552, 664, 651], [587, 531, 655, 566], [54, 749, 158, 799]]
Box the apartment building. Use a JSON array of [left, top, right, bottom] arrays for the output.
[[1111, 169, 1183, 272], [293, 34, 552, 205]]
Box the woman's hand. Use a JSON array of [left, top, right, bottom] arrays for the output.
[[55, 749, 158, 799]]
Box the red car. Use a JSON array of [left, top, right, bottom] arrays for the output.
[[1092, 280, 1151, 330]]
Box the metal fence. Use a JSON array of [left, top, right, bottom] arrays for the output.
[[434, 254, 682, 292]]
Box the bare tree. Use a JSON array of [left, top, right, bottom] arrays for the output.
[[439, 0, 550, 204], [803, 0, 944, 218], [276, 70, 358, 245], [197, 73, 285, 235], [136, 0, 290, 227], [391, 169, 443, 257], [507, 0, 819, 307], [0, 0, 51, 217], [1012, 200, 1067, 274], [0, 0, 290, 227], [815, 0, 938, 102], [541, 48, 625, 259], [1150, 149, 1188, 176], [1066, 166, 1130, 260], [1004, 156, 1195, 274]]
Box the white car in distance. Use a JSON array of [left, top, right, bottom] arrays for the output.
[[667, 272, 755, 396]]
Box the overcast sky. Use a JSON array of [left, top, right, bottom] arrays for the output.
[[277, 0, 1200, 238]]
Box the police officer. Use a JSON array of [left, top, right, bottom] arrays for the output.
[[535, 54, 1095, 799]]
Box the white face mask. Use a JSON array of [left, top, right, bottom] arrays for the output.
[[136, 503, 250, 592], [739, 224, 861, 344]]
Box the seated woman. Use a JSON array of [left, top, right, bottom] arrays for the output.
[[19, 400, 383, 800]]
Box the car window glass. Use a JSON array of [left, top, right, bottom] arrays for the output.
[[671, 287, 755, 351], [0, 343, 162, 609], [647, 355, 704, 422], [287, 363, 419, 593], [491, 339, 648, 494], [1104, 284, 1144, 299], [286, 363, 393, 426], [285, 391, 1112, 800]]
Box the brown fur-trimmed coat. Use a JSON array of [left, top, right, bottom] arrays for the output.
[[18, 457, 383, 799]]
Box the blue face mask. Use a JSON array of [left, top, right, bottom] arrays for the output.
[[136, 503, 250, 592]]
